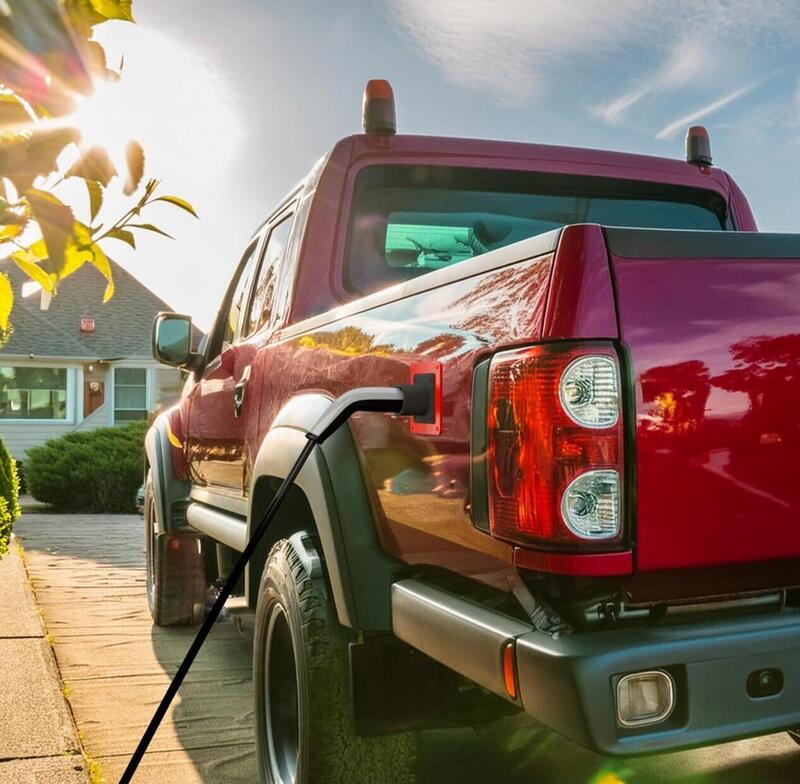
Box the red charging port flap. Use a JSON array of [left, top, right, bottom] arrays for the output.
[[409, 361, 442, 435]]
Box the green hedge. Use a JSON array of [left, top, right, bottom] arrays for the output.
[[26, 421, 148, 513], [0, 438, 21, 556]]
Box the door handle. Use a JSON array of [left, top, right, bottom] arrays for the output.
[[233, 366, 251, 418]]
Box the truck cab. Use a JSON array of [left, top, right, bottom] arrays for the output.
[[144, 81, 800, 783]]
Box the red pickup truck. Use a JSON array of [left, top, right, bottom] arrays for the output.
[[146, 80, 800, 783]]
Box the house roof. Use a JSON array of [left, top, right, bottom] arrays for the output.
[[0, 257, 203, 360]]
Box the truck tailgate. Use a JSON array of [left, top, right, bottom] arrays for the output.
[[607, 229, 800, 573]]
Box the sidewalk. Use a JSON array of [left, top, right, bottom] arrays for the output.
[[0, 538, 90, 784], [15, 513, 254, 784]]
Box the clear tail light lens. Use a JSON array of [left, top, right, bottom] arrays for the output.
[[487, 343, 624, 548], [559, 356, 619, 428], [561, 469, 620, 539]]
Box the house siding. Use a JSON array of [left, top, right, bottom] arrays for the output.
[[0, 357, 183, 461]]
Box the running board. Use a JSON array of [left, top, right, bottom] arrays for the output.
[[391, 579, 532, 701], [185, 502, 247, 551]]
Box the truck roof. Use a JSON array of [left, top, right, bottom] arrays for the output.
[[343, 133, 733, 193]]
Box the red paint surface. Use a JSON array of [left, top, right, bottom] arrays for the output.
[[542, 225, 618, 340], [613, 255, 800, 572], [514, 547, 633, 576]]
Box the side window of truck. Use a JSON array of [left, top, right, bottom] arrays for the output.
[[245, 214, 294, 335], [220, 241, 259, 351]]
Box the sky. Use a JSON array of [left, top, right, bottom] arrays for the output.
[[80, 0, 800, 329]]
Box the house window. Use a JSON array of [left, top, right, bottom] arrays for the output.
[[0, 366, 68, 420], [114, 368, 148, 423]]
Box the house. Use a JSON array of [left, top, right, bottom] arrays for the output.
[[0, 258, 202, 461]]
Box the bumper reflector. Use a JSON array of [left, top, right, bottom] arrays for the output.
[[616, 670, 675, 727], [503, 642, 517, 699]]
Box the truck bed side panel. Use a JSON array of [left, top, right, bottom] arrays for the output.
[[609, 229, 800, 573]]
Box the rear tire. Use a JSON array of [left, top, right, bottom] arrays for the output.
[[254, 539, 417, 784], [144, 471, 206, 626]]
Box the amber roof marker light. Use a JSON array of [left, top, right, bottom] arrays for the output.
[[685, 125, 712, 166], [362, 78, 397, 135]]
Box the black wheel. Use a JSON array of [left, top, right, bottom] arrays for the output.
[[254, 539, 417, 784], [144, 470, 206, 626]]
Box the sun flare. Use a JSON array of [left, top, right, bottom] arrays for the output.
[[67, 82, 132, 153], [68, 79, 136, 171]]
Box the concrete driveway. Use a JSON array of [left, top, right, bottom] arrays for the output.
[[15, 513, 800, 784]]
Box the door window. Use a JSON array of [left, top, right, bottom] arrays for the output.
[[246, 215, 294, 335], [221, 243, 259, 350]]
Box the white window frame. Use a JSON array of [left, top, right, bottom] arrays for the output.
[[111, 366, 153, 425], [0, 364, 76, 425]]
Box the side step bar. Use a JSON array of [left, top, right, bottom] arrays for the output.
[[391, 579, 532, 701], [185, 502, 247, 551]]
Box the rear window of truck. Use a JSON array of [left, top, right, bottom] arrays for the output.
[[344, 165, 728, 295]]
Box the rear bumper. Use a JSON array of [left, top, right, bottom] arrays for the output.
[[516, 611, 800, 755], [392, 580, 800, 756]]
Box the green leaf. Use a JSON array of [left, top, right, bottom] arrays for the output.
[[3, 127, 80, 192], [25, 189, 75, 275], [65, 145, 117, 187], [10, 250, 56, 293], [106, 227, 135, 249], [127, 222, 174, 239], [88, 243, 115, 302], [0, 225, 21, 241], [60, 242, 93, 279], [0, 93, 34, 129], [151, 195, 198, 218], [123, 140, 145, 196], [86, 180, 103, 223], [0, 273, 12, 331], [27, 237, 49, 259], [88, 0, 135, 21]]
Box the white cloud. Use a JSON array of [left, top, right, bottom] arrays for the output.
[[386, 0, 800, 106], [655, 83, 759, 139], [595, 39, 717, 125]]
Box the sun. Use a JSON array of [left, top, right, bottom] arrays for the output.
[[68, 78, 136, 169]]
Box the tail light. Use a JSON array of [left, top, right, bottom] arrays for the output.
[[487, 343, 624, 548]]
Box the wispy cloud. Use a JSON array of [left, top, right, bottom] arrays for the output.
[[595, 39, 716, 125], [655, 83, 759, 139], [386, 0, 800, 103]]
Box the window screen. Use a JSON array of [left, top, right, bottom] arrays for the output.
[[344, 165, 728, 295], [114, 368, 147, 423]]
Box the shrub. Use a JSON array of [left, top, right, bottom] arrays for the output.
[[26, 421, 148, 513], [15, 460, 26, 495], [0, 438, 21, 556]]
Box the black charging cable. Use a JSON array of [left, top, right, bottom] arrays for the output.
[[118, 382, 430, 783]]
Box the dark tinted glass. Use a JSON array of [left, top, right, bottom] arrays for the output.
[[345, 165, 727, 295]]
